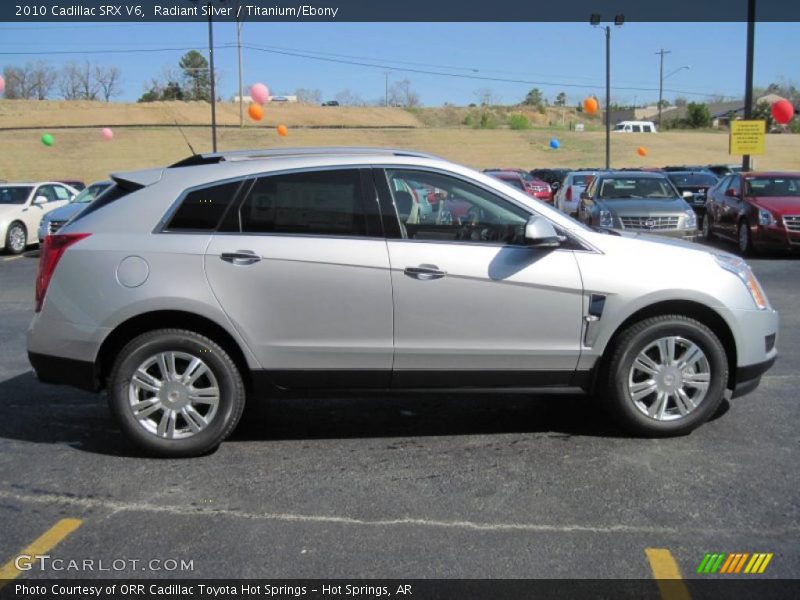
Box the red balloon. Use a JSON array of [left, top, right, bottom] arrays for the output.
[[771, 99, 794, 125]]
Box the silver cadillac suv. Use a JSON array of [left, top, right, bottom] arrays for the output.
[[27, 148, 778, 457]]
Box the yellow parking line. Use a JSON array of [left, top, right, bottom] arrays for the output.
[[0, 519, 83, 588], [645, 548, 691, 600], [2, 256, 23, 262]]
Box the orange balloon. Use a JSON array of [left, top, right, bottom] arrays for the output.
[[276, 124, 288, 137], [248, 103, 264, 121], [637, 146, 648, 157], [583, 97, 599, 115]]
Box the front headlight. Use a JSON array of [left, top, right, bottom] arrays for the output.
[[758, 208, 776, 226], [714, 253, 770, 310], [684, 209, 697, 229], [599, 210, 614, 228]]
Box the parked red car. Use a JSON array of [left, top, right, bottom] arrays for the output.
[[703, 171, 800, 254], [484, 169, 552, 203]]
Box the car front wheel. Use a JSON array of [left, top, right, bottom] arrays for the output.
[[5, 222, 26, 254], [702, 213, 714, 240], [108, 329, 246, 457], [602, 315, 728, 437], [738, 220, 755, 256]]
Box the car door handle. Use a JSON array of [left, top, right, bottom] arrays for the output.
[[404, 265, 446, 280], [220, 250, 261, 266]]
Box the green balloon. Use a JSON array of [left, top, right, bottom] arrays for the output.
[[41, 133, 54, 147]]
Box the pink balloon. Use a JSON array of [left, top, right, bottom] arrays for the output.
[[101, 127, 114, 141], [250, 82, 270, 105], [0, 75, 5, 94]]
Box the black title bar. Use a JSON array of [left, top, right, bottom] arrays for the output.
[[1, 0, 800, 22]]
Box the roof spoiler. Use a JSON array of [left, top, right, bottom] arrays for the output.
[[110, 168, 164, 189]]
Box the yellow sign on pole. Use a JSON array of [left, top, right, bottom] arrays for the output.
[[729, 120, 766, 155]]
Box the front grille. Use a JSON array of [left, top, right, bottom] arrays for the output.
[[47, 220, 67, 235], [619, 216, 680, 231], [783, 215, 800, 232]]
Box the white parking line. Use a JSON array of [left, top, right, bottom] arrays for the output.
[[1, 489, 799, 536]]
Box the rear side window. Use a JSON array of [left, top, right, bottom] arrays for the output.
[[168, 181, 242, 231], [237, 169, 373, 237]]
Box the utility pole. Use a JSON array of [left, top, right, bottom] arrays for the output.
[[742, 0, 756, 172], [605, 25, 611, 170], [207, 2, 217, 152], [656, 49, 671, 127], [384, 72, 389, 107], [236, 5, 244, 128]]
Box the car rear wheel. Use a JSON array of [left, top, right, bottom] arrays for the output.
[[5, 222, 26, 255], [738, 220, 755, 256], [602, 315, 728, 437], [108, 329, 245, 457]]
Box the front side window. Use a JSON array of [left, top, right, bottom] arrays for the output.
[[36, 186, 55, 202], [53, 185, 71, 200], [168, 180, 243, 231], [238, 169, 372, 237], [385, 169, 529, 245]]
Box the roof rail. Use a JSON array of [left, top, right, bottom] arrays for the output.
[[168, 147, 440, 168]]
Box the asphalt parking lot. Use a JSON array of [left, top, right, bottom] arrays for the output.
[[0, 243, 798, 584]]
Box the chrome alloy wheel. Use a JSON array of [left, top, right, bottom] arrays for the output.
[[627, 336, 711, 421], [8, 225, 25, 253], [128, 351, 220, 439]]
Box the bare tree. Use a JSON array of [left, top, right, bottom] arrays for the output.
[[59, 62, 84, 100], [473, 88, 498, 106], [29, 61, 58, 100], [294, 88, 322, 104], [2, 65, 32, 99], [334, 89, 366, 106], [95, 65, 122, 101], [388, 78, 420, 108]]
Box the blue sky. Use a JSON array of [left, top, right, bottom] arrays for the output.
[[0, 21, 797, 105]]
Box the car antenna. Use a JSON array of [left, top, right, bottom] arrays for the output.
[[173, 118, 197, 156]]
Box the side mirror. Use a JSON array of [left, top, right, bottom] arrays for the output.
[[725, 188, 738, 198], [682, 190, 694, 199], [580, 191, 591, 201], [33, 196, 48, 205], [524, 216, 563, 248], [551, 181, 561, 191]]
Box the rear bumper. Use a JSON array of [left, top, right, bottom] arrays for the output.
[[731, 355, 776, 399], [28, 351, 99, 392]]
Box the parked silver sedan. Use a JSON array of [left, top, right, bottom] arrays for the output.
[[27, 148, 777, 456], [578, 171, 698, 240]]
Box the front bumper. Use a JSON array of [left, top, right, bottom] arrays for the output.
[[732, 355, 776, 398], [753, 223, 800, 251]]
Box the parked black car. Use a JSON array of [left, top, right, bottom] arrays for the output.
[[666, 171, 719, 218]]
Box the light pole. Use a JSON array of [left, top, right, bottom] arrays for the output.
[[656, 51, 690, 127], [590, 13, 624, 170], [236, 1, 244, 128], [742, 0, 756, 172]]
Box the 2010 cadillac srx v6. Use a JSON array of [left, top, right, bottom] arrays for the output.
[[27, 148, 778, 457]]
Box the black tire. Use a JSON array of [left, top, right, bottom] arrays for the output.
[[738, 219, 755, 256], [601, 315, 728, 437], [702, 212, 714, 240], [108, 329, 246, 457], [5, 221, 27, 255]]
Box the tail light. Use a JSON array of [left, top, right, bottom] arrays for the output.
[[565, 186, 573, 201], [35, 233, 91, 312]]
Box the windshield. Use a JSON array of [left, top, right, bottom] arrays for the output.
[[573, 174, 594, 186], [613, 124, 626, 131], [668, 173, 718, 187], [598, 177, 676, 200], [0, 186, 33, 204], [745, 177, 800, 197], [71, 182, 112, 204]]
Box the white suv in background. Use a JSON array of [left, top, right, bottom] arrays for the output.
[[0, 181, 76, 254]]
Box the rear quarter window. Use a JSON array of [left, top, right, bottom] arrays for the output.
[[167, 180, 243, 231]]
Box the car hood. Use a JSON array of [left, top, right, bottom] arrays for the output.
[[0, 204, 25, 220], [42, 203, 87, 221], [750, 196, 800, 214], [598, 197, 688, 215]]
